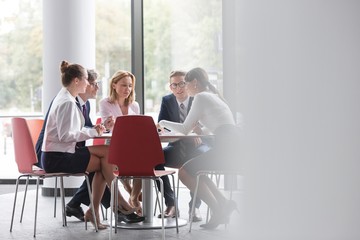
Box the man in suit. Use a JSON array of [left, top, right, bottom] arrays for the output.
[[156, 70, 210, 221], [35, 70, 114, 221]]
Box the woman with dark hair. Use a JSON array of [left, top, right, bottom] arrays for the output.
[[41, 61, 143, 230], [158, 67, 240, 229]]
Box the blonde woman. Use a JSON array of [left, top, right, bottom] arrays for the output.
[[99, 70, 142, 215]]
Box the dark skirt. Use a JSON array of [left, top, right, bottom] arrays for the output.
[[182, 124, 241, 175], [41, 147, 90, 173]]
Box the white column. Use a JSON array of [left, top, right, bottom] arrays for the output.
[[42, 0, 95, 195]]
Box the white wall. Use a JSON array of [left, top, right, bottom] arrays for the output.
[[224, 1, 360, 239]]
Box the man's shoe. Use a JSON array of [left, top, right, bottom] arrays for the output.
[[117, 211, 145, 223], [191, 208, 203, 222], [65, 204, 84, 221], [157, 206, 178, 218]]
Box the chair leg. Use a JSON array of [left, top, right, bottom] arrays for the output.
[[157, 178, 165, 240], [85, 175, 98, 232], [109, 178, 116, 240], [60, 176, 67, 227], [153, 182, 162, 216], [10, 176, 22, 232], [176, 176, 180, 210], [20, 176, 30, 223], [170, 174, 179, 233], [115, 178, 119, 233], [189, 173, 202, 233], [34, 177, 41, 237], [54, 177, 57, 218]]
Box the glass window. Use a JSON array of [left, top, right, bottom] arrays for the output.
[[0, 0, 42, 169], [95, 0, 132, 112], [143, 0, 223, 118], [0, 0, 43, 116]]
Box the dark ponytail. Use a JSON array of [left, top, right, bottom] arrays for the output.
[[185, 67, 226, 101]]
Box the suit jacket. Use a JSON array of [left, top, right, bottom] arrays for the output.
[[82, 100, 92, 128], [158, 94, 193, 123]]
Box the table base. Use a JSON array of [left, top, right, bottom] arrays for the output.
[[110, 218, 187, 229]]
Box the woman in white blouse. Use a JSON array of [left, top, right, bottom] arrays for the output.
[[42, 61, 140, 229], [99, 70, 142, 215], [158, 67, 241, 229]]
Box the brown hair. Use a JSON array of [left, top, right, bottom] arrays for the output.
[[169, 70, 186, 82], [60, 60, 86, 87], [185, 67, 226, 101], [108, 70, 136, 106]]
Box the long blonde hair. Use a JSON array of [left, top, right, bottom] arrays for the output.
[[108, 70, 136, 106]]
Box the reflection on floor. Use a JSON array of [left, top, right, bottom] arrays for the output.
[[0, 182, 242, 240]]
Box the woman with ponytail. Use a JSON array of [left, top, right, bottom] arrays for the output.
[[41, 61, 143, 230], [158, 67, 241, 229]]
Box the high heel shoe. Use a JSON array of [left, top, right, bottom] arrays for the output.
[[200, 200, 239, 230], [200, 215, 229, 229], [84, 210, 108, 230]]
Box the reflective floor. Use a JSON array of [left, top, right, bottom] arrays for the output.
[[0, 182, 242, 240]]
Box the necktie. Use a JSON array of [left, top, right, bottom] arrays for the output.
[[179, 103, 187, 158], [179, 103, 187, 123], [82, 104, 87, 118]]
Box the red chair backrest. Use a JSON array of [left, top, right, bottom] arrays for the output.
[[26, 119, 44, 147], [11, 117, 39, 173], [108, 115, 165, 176]]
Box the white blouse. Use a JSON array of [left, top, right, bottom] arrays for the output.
[[99, 97, 140, 122], [42, 88, 98, 153], [159, 92, 235, 135]]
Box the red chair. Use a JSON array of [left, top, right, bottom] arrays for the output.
[[26, 119, 44, 147], [10, 117, 98, 237], [108, 115, 179, 240], [26, 118, 63, 219]]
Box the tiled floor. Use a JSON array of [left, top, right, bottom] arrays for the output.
[[0, 182, 242, 240]]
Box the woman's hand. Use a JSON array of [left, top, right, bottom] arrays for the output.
[[192, 121, 203, 135], [94, 124, 106, 136], [156, 123, 164, 134], [193, 137, 202, 147], [103, 116, 115, 131]]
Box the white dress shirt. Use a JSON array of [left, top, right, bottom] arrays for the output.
[[42, 88, 98, 153]]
